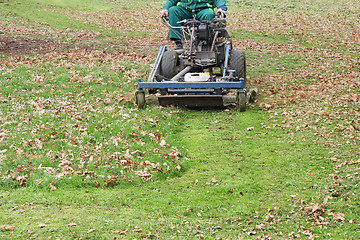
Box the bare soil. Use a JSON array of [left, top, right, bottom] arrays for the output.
[[0, 36, 78, 55]]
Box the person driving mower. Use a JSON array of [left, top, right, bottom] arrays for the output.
[[159, 0, 227, 49]]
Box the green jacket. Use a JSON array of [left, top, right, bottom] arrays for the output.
[[163, 0, 227, 11]]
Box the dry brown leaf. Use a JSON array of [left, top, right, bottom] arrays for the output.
[[1, 225, 15, 231], [69, 136, 77, 145], [211, 178, 218, 183], [330, 212, 345, 221], [49, 182, 57, 191], [132, 226, 142, 232], [111, 228, 128, 235], [94, 180, 99, 188]]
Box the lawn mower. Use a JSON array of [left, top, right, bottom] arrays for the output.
[[135, 12, 249, 111]]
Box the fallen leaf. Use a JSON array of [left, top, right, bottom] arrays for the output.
[[160, 139, 166, 147], [23, 201, 36, 206], [259, 233, 272, 239], [49, 182, 56, 191], [1, 225, 15, 231], [69, 136, 77, 145], [132, 226, 142, 232], [5, 226, 15, 231], [211, 178, 218, 183], [111, 229, 128, 235], [330, 212, 345, 221]]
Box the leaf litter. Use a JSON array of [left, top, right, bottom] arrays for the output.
[[1, 17, 185, 188], [226, 3, 359, 238]]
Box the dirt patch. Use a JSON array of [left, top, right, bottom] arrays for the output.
[[0, 36, 76, 55]]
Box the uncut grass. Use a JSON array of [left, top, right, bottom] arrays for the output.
[[0, 49, 184, 189], [230, 0, 359, 56]]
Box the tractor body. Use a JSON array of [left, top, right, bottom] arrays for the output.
[[136, 15, 248, 110]]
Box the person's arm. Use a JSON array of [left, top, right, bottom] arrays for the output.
[[163, 0, 179, 10], [214, 0, 227, 10], [214, 0, 227, 17], [160, 0, 179, 17]]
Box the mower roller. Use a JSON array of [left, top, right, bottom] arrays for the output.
[[135, 13, 248, 111]]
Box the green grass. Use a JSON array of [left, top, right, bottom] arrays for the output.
[[2, 109, 358, 238], [1, 0, 359, 239]]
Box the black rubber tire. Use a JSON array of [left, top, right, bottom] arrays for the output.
[[135, 89, 145, 109], [229, 50, 246, 86], [160, 89, 168, 95], [236, 90, 247, 112], [161, 50, 178, 79]]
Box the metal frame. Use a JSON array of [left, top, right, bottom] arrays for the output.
[[138, 80, 244, 89], [147, 46, 167, 82], [138, 79, 244, 95]]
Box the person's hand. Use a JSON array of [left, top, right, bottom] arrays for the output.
[[159, 9, 168, 18]]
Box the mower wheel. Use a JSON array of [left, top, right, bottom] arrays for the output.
[[236, 90, 247, 112], [135, 89, 146, 109], [161, 50, 178, 79], [160, 89, 168, 95], [229, 50, 246, 86]]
